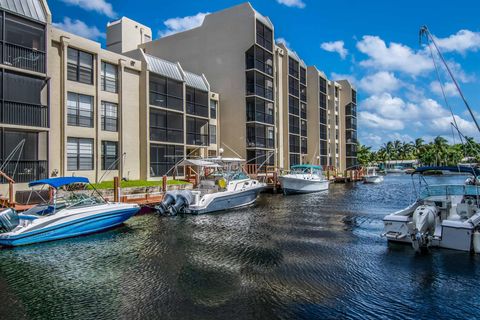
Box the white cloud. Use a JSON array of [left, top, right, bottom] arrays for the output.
[[61, 0, 116, 18], [159, 12, 209, 37], [429, 115, 479, 138], [320, 40, 348, 59], [358, 71, 402, 94], [435, 29, 480, 54], [356, 35, 433, 76], [429, 81, 459, 97], [53, 18, 105, 40], [276, 37, 291, 49], [276, 0, 306, 8], [358, 111, 405, 131]]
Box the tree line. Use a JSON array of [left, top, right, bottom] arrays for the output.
[[357, 136, 480, 167]]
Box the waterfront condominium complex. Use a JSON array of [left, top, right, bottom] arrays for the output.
[[133, 2, 356, 171], [0, 0, 356, 194]]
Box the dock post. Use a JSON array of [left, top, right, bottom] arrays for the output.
[[8, 181, 14, 206], [162, 175, 167, 192], [273, 171, 278, 193], [113, 176, 120, 202]]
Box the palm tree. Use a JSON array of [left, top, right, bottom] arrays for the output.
[[433, 136, 449, 165], [413, 138, 425, 158]]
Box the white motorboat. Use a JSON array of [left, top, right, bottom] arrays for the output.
[[0, 177, 140, 246], [363, 167, 384, 184], [385, 165, 405, 174], [156, 158, 266, 215], [278, 165, 329, 195], [383, 166, 480, 252]]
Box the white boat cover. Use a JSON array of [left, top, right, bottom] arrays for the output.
[[177, 159, 220, 167]]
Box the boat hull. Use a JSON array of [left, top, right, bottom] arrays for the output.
[[188, 186, 264, 214], [0, 206, 139, 247], [279, 176, 329, 195]]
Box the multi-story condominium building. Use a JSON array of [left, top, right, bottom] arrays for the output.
[[338, 80, 358, 169], [276, 43, 309, 168], [0, 0, 50, 188], [132, 3, 277, 168], [306, 66, 329, 166]]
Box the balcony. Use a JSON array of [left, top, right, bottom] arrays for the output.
[[1, 101, 48, 127], [1, 160, 48, 183], [4, 43, 46, 74]]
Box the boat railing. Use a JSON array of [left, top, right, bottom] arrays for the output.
[[421, 184, 480, 198]]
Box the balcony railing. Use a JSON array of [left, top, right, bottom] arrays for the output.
[[4, 43, 46, 73], [1, 160, 48, 183], [1, 101, 48, 127]]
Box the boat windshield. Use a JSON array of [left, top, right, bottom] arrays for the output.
[[291, 166, 322, 175], [420, 184, 480, 199], [224, 171, 249, 181]]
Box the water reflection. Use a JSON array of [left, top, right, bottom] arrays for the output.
[[0, 174, 479, 319]]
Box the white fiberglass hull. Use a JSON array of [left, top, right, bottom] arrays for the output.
[[279, 176, 329, 195]]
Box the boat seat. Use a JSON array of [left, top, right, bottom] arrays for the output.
[[456, 203, 475, 219]]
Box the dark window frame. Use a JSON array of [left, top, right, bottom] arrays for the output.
[[101, 140, 118, 170], [101, 101, 118, 132], [67, 47, 94, 84], [101, 61, 118, 93], [67, 92, 94, 128], [67, 137, 94, 171]]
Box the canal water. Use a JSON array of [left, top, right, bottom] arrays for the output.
[[0, 174, 479, 320]]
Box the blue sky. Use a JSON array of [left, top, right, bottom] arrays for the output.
[[49, 0, 480, 149]]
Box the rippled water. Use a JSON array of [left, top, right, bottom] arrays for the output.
[[0, 174, 479, 320]]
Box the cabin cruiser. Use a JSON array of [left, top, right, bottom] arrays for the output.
[[383, 166, 480, 252], [363, 167, 384, 184], [0, 177, 139, 246], [278, 164, 329, 195], [156, 158, 266, 215]]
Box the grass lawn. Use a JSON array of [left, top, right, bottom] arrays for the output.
[[89, 179, 190, 190]]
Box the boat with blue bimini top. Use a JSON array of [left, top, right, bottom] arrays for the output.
[[0, 177, 140, 247], [156, 158, 266, 215], [383, 166, 480, 252], [278, 164, 329, 195]]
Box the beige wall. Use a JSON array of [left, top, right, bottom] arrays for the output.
[[307, 66, 320, 166], [48, 27, 142, 183]]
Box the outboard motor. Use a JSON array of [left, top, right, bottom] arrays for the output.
[[411, 205, 438, 251], [155, 192, 178, 215], [170, 191, 193, 215], [0, 208, 19, 233]]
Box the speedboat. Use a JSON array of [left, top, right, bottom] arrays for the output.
[[363, 167, 384, 184], [156, 158, 266, 215], [278, 164, 329, 195], [0, 177, 140, 246], [383, 166, 480, 252]]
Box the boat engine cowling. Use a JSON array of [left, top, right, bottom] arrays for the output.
[[155, 192, 178, 215], [0, 208, 19, 233], [170, 191, 194, 215], [413, 205, 437, 234]]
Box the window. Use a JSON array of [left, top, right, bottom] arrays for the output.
[[289, 153, 300, 166], [346, 103, 356, 117], [186, 117, 209, 146], [320, 124, 327, 140], [247, 123, 274, 148], [300, 102, 307, 119], [209, 125, 217, 144], [289, 76, 299, 97], [150, 144, 184, 177], [288, 96, 299, 115], [301, 137, 307, 154], [246, 71, 274, 100], [289, 115, 299, 134], [352, 89, 357, 104], [246, 46, 273, 76], [320, 108, 327, 125], [67, 48, 94, 84], [5, 14, 45, 51], [246, 97, 274, 124], [300, 67, 307, 85], [4, 70, 43, 105], [101, 101, 118, 132], [320, 93, 327, 109], [256, 20, 273, 51], [346, 130, 357, 144], [300, 84, 307, 102], [101, 62, 117, 93], [319, 77, 327, 94], [149, 108, 183, 143], [67, 138, 93, 171], [289, 134, 300, 154], [67, 92, 93, 127], [186, 87, 209, 117], [102, 141, 118, 170], [301, 120, 307, 137], [288, 57, 299, 78], [320, 141, 327, 156], [210, 100, 217, 119], [149, 74, 183, 111]]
